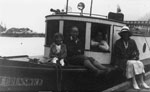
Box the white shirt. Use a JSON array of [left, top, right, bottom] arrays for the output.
[[91, 40, 109, 51], [56, 45, 61, 53]]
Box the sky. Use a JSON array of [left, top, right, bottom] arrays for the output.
[[0, 0, 150, 33]]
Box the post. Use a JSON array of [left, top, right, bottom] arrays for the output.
[[66, 0, 69, 14], [90, 0, 93, 16]]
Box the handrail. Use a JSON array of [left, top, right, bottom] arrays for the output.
[[51, 11, 108, 18], [67, 12, 107, 18]]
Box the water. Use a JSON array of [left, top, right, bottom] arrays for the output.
[[1, 36, 150, 58], [0, 37, 45, 57]]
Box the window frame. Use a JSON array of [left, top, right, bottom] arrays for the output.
[[89, 22, 111, 52]]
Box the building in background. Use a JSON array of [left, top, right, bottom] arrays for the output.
[[124, 21, 150, 36]]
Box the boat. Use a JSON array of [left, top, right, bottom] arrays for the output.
[[0, 1, 150, 92]]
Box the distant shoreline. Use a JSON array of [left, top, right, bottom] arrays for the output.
[[0, 33, 45, 37]]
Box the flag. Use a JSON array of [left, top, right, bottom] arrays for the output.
[[117, 5, 121, 13]]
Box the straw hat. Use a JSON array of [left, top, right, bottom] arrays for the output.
[[118, 26, 132, 36]]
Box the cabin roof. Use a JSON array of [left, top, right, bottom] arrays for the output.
[[45, 14, 125, 24]]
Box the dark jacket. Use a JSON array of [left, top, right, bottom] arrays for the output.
[[65, 37, 84, 58], [49, 43, 67, 59], [113, 38, 139, 71]]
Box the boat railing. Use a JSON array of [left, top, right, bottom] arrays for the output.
[[51, 11, 107, 19], [67, 12, 107, 18]]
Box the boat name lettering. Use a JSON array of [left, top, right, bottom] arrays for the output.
[[0, 76, 43, 86]]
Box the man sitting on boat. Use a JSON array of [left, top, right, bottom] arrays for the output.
[[65, 26, 111, 75]]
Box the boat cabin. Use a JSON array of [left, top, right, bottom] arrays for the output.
[[44, 13, 125, 64]]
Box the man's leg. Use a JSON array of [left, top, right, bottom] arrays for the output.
[[84, 59, 104, 74], [88, 57, 110, 71]]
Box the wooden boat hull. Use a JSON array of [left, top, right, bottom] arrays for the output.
[[0, 59, 125, 92], [0, 59, 58, 92]]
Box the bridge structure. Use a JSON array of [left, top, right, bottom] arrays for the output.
[[124, 21, 150, 36]]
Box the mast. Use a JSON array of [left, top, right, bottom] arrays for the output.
[[90, 0, 93, 16], [66, 0, 69, 14]]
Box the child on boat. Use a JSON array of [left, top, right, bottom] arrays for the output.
[[49, 33, 67, 66]]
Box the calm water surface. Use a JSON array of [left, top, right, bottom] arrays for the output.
[[1, 36, 150, 58], [0, 37, 45, 57]]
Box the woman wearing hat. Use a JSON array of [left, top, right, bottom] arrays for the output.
[[113, 26, 150, 89]]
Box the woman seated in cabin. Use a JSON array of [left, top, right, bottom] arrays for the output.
[[91, 31, 109, 52], [113, 26, 150, 89], [65, 26, 112, 75], [48, 33, 67, 66]]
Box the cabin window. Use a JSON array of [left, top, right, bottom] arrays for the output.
[[90, 23, 110, 52], [63, 20, 86, 49], [45, 20, 59, 46]]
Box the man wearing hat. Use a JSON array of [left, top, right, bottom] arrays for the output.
[[113, 26, 149, 89]]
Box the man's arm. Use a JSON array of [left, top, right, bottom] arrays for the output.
[[98, 41, 109, 51]]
